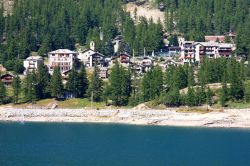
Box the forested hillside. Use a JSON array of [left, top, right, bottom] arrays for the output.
[[0, 0, 250, 71], [159, 0, 250, 55], [0, 0, 163, 71]]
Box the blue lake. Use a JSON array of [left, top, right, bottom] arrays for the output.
[[0, 122, 250, 166]]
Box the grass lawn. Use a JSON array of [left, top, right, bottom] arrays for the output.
[[57, 98, 106, 109], [12, 98, 106, 109], [227, 101, 250, 109]]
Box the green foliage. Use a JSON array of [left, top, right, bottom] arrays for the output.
[[165, 65, 189, 92], [196, 87, 206, 106], [66, 66, 79, 97], [13, 60, 25, 74], [185, 87, 197, 106], [0, 80, 7, 104], [77, 64, 88, 98], [87, 65, 103, 102], [187, 65, 195, 87], [36, 64, 51, 99], [12, 75, 21, 103], [105, 61, 131, 106], [23, 71, 38, 102], [141, 66, 163, 102], [122, 17, 164, 56], [160, 0, 250, 56], [168, 35, 179, 46], [244, 82, 250, 103], [206, 87, 213, 106], [50, 67, 63, 99], [163, 88, 182, 107], [220, 86, 228, 107]]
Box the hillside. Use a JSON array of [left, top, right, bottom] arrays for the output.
[[0, 0, 14, 15], [124, 1, 165, 25]]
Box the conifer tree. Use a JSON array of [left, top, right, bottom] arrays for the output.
[[188, 65, 195, 87], [66, 65, 79, 98], [185, 87, 196, 107], [50, 67, 64, 99], [106, 61, 131, 106], [141, 66, 163, 102], [77, 64, 88, 98], [206, 87, 213, 106], [220, 71, 228, 106], [23, 71, 38, 103], [36, 64, 50, 99], [0, 80, 6, 104], [87, 65, 103, 102], [164, 87, 182, 107], [12, 75, 21, 104]]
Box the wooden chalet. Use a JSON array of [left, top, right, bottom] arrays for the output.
[[0, 73, 14, 86]]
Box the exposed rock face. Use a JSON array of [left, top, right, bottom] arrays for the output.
[[1, 0, 14, 16]]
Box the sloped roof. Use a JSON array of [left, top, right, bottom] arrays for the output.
[[49, 49, 77, 54], [26, 56, 43, 61], [205, 36, 225, 42], [81, 49, 105, 57]]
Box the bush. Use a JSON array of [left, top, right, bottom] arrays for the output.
[[4, 60, 15, 71], [14, 60, 25, 74]]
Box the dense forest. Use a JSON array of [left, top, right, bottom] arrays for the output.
[[160, 0, 250, 55], [0, 58, 249, 108], [0, 0, 250, 71]]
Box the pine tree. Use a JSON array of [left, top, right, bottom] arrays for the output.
[[141, 66, 163, 102], [36, 64, 51, 99], [188, 65, 195, 87], [164, 87, 182, 107], [0, 80, 6, 104], [87, 65, 103, 102], [50, 67, 64, 99], [23, 71, 38, 103], [12, 75, 21, 104], [229, 60, 245, 101], [66, 66, 79, 98], [106, 61, 131, 106], [206, 87, 213, 106], [220, 71, 228, 106], [185, 87, 197, 107], [196, 87, 206, 106], [77, 64, 88, 98]]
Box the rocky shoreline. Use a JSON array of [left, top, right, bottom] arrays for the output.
[[1, 108, 250, 128]]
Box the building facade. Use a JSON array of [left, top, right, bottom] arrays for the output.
[[23, 56, 44, 75], [48, 49, 77, 74]]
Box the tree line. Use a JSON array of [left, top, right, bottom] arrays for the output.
[[0, 58, 249, 108]]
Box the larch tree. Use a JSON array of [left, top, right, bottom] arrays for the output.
[[0, 80, 6, 104], [12, 75, 21, 104], [77, 64, 88, 98], [87, 65, 103, 102], [50, 67, 64, 99]]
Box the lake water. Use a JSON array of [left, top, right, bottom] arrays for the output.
[[0, 122, 250, 166]]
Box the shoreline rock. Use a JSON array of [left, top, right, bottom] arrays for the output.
[[0, 108, 250, 128]]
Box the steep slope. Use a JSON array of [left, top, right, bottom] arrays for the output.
[[0, 0, 14, 15], [124, 1, 165, 25]]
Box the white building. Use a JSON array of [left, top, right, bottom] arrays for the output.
[[180, 40, 195, 64], [77, 41, 105, 68], [48, 49, 77, 74], [194, 42, 235, 63], [179, 37, 235, 64], [23, 56, 44, 75]]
